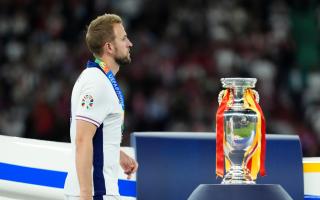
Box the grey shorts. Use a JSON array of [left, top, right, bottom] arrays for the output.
[[64, 195, 122, 200]]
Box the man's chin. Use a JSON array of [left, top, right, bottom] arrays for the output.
[[116, 56, 131, 66]]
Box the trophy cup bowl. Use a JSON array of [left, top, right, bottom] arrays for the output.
[[219, 78, 258, 184]]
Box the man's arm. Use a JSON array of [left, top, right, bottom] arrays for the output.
[[120, 150, 138, 179], [76, 120, 97, 200]]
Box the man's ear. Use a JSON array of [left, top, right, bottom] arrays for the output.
[[103, 42, 114, 54]]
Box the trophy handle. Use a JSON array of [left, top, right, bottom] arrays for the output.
[[218, 90, 225, 105], [252, 90, 259, 103]]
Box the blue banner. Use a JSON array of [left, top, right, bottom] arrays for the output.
[[0, 162, 136, 197]]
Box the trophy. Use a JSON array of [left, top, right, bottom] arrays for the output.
[[216, 78, 266, 184]]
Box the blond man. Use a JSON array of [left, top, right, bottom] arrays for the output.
[[64, 14, 138, 200]]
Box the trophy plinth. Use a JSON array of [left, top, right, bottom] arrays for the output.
[[188, 184, 293, 200]]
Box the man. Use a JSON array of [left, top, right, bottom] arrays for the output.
[[64, 14, 138, 200]]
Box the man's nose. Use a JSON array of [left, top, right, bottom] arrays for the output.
[[128, 40, 133, 47]]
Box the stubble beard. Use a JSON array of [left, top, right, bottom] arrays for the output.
[[115, 54, 131, 66]]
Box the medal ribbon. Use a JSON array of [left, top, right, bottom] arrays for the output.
[[93, 58, 125, 110]]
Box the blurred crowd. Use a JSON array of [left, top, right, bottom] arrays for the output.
[[0, 0, 319, 156]]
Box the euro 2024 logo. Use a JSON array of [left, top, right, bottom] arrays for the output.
[[81, 95, 94, 110]]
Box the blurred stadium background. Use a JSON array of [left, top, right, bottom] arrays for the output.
[[0, 0, 319, 157]]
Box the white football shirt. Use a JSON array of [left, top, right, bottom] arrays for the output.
[[64, 67, 124, 196]]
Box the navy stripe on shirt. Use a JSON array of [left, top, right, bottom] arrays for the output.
[[93, 195, 104, 200], [93, 124, 106, 195]]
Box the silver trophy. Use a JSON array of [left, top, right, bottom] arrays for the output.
[[218, 78, 259, 184]]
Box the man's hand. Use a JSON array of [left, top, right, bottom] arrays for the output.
[[120, 150, 138, 179]]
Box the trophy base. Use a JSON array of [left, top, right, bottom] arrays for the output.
[[221, 167, 255, 184], [188, 184, 293, 200]]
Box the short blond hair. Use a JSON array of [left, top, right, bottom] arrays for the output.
[[85, 14, 122, 57]]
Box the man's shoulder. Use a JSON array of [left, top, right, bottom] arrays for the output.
[[77, 68, 115, 95], [79, 68, 107, 84]]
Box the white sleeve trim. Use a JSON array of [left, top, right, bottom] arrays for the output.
[[75, 115, 101, 127]]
